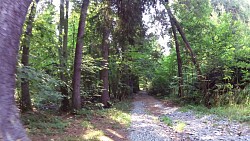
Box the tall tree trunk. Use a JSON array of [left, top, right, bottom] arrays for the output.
[[20, 1, 38, 112], [60, 0, 70, 112], [132, 75, 140, 93], [0, 0, 32, 140], [72, 0, 90, 111], [168, 11, 183, 97], [63, 0, 69, 61], [101, 25, 111, 107]]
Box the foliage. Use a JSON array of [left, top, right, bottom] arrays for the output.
[[149, 53, 177, 96], [129, 37, 163, 76], [95, 100, 132, 127], [82, 130, 105, 141], [81, 121, 94, 129], [161, 115, 173, 126], [179, 104, 250, 123], [22, 99, 131, 140], [80, 55, 103, 99], [149, 0, 250, 106], [12, 0, 250, 139], [78, 99, 132, 125], [17, 0, 165, 109], [21, 112, 70, 135], [17, 66, 63, 109]]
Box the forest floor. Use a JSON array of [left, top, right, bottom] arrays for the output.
[[22, 91, 250, 141], [22, 100, 131, 141]]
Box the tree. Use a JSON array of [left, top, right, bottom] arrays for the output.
[[20, 3, 63, 109], [72, 0, 90, 111], [59, 0, 70, 112], [166, 3, 209, 106], [100, 4, 111, 107], [20, 0, 39, 113], [112, 0, 146, 99], [168, 12, 183, 97], [0, 0, 32, 140]]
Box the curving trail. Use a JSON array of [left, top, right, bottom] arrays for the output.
[[128, 91, 250, 141]]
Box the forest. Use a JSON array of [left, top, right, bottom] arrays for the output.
[[0, 0, 250, 140]]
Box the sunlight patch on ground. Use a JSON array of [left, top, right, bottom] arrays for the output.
[[200, 136, 217, 140], [106, 129, 124, 139], [82, 130, 104, 140], [173, 122, 186, 132], [108, 109, 131, 126], [151, 102, 179, 114], [98, 136, 114, 141], [81, 121, 94, 129], [162, 107, 179, 114], [152, 103, 164, 108]]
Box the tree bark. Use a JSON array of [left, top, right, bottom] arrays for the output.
[[0, 0, 32, 140], [72, 0, 90, 111], [60, 0, 70, 112], [101, 24, 111, 107], [63, 0, 69, 62], [20, 0, 38, 113], [133, 75, 140, 93], [168, 10, 183, 97]]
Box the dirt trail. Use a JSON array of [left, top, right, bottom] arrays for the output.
[[129, 91, 250, 141]]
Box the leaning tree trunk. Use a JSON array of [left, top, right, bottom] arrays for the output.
[[166, 5, 209, 106], [166, 8, 202, 79], [72, 0, 90, 111], [168, 12, 184, 98], [20, 0, 38, 113], [0, 0, 32, 140]]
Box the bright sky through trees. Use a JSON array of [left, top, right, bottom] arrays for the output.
[[51, 0, 170, 55], [142, 2, 170, 55]]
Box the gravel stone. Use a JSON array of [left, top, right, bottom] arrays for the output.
[[128, 92, 250, 141]]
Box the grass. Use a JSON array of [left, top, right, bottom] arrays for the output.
[[22, 100, 132, 140], [82, 130, 105, 141], [21, 112, 70, 135], [94, 100, 132, 127], [74, 100, 132, 140], [61, 130, 105, 141], [160, 93, 250, 123], [81, 121, 94, 129], [160, 116, 186, 132], [161, 115, 173, 126], [179, 104, 250, 123]]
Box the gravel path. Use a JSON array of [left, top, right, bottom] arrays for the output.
[[128, 91, 250, 141]]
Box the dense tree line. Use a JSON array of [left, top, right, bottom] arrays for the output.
[[0, 0, 249, 140], [16, 0, 161, 114], [150, 0, 250, 107]]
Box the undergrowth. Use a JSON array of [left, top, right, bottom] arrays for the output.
[[179, 104, 250, 124], [21, 100, 132, 140], [156, 94, 250, 124], [69, 100, 132, 140], [21, 112, 70, 135], [161, 115, 173, 126], [78, 100, 132, 127], [161, 116, 186, 132]]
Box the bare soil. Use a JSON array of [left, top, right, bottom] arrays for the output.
[[25, 110, 129, 141]]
